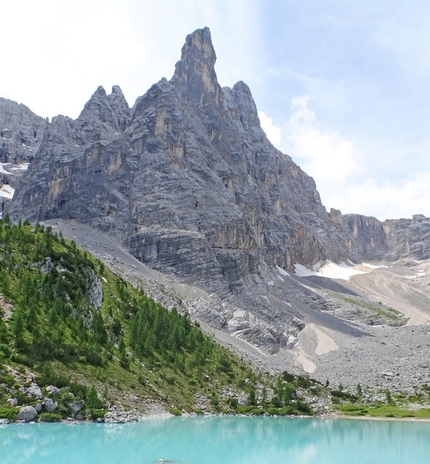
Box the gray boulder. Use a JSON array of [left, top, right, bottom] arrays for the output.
[[43, 398, 58, 413], [67, 400, 84, 418], [7, 398, 18, 407], [17, 406, 37, 422], [46, 385, 61, 396], [27, 383, 43, 399]]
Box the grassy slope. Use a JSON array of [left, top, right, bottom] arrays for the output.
[[0, 219, 319, 418]]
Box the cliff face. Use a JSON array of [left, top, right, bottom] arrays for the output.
[[0, 98, 47, 164], [343, 213, 430, 261], [8, 28, 354, 291], [5, 28, 430, 356]]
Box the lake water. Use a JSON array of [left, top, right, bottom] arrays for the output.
[[1, 416, 429, 464]]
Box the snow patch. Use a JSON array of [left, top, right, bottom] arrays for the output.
[[277, 275, 284, 282], [276, 265, 290, 276], [267, 280, 274, 286], [283, 301, 292, 307], [260, 295, 270, 303], [294, 263, 316, 277], [10, 163, 29, 171], [295, 260, 367, 281], [0, 185, 15, 199], [362, 262, 389, 269], [0, 163, 11, 175]]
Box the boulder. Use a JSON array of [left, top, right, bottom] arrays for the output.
[[17, 406, 37, 422], [44, 398, 58, 413], [27, 383, 43, 399], [67, 400, 84, 417], [46, 385, 61, 396], [7, 398, 18, 407]]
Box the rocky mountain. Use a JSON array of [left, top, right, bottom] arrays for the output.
[[0, 98, 48, 209], [3, 28, 430, 386], [344, 213, 430, 261], [8, 29, 354, 275], [0, 97, 47, 165]]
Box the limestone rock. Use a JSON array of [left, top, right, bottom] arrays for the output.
[[46, 385, 61, 396], [343, 213, 430, 260], [104, 410, 139, 423], [9, 28, 354, 280], [6, 27, 430, 356], [67, 400, 84, 418], [44, 398, 58, 413], [26, 383, 43, 399], [17, 405, 37, 422], [0, 97, 47, 164]]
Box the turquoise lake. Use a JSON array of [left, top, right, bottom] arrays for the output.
[[1, 416, 429, 463]]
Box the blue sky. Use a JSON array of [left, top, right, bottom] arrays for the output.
[[2, 0, 430, 220]]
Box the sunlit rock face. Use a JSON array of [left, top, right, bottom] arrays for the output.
[[0, 97, 47, 165], [344, 213, 430, 261], [9, 27, 354, 283], [7, 28, 430, 355]]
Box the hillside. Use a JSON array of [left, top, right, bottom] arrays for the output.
[[1, 27, 430, 398], [0, 219, 327, 422]]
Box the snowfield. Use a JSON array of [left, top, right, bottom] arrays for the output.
[[294, 260, 367, 280]]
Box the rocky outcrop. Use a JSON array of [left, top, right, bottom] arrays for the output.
[[9, 28, 354, 285], [343, 214, 389, 260], [343, 213, 430, 261], [5, 28, 430, 356], [0, 97, 47, 164]]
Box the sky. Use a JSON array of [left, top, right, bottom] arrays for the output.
[[2, 0, 430, 220]]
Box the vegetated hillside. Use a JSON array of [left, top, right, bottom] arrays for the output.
[[0, 218, 321, 421]]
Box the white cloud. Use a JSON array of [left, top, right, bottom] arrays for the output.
[[285, 95, 361, 184], [0, 0, 263, 119], [258, 111, 282, 149], [342, 174, 430, 220], [279, 95, 430, 220]]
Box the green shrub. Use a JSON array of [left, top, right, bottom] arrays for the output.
[[169, 408, 182, 416], [227, 397, 238, 409], [0, 343, 11, 358], [89, 409, 107, 420], [39, 412, 62, 422], [0, 406, 18, 420]]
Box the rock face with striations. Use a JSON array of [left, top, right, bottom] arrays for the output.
[[9, 28, 354, 282], [7, 28, 430, 355], [344, 213, 430, 261], [0, 98, 47, 164]]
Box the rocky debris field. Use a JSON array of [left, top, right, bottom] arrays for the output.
[[45, 219, 430, 396]]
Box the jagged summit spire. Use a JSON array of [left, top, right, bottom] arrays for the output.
[[180, 27, 216, 67], [172, 27, 221, 106]]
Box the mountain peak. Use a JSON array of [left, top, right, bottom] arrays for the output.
[[172, 27, 221, 106], [181, 27, 216, 66]]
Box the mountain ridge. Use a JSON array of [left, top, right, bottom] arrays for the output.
[[1, 27, 430, 374]]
